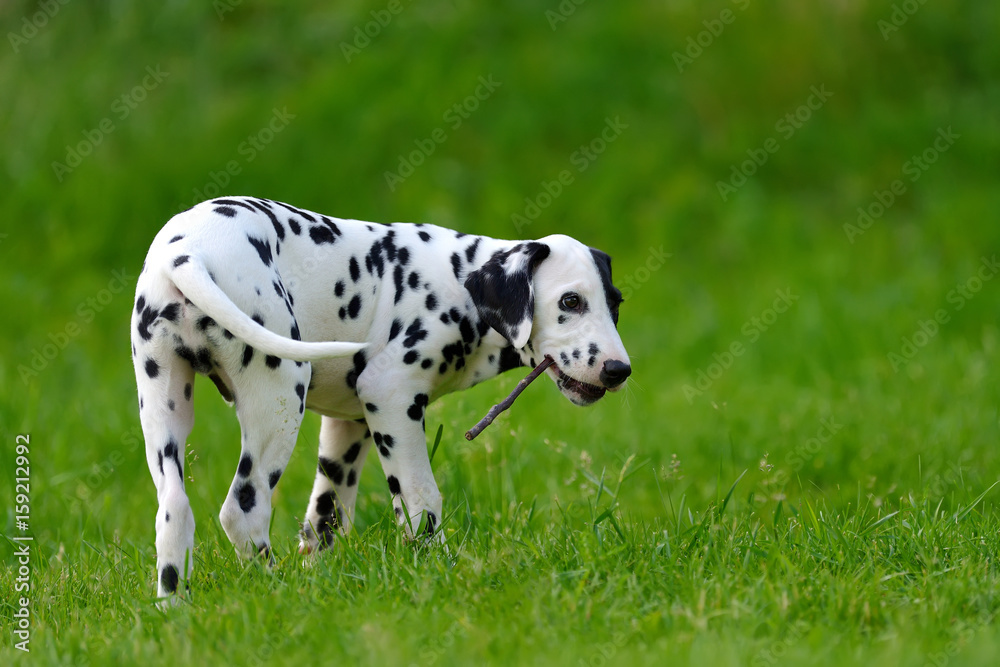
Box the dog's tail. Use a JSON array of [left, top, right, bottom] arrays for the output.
[[169, 255, 365, 362]]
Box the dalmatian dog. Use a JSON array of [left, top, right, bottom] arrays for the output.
[[131, 196, 631, 599]]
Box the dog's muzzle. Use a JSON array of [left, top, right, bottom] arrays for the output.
[[599, 359, 631, 389]]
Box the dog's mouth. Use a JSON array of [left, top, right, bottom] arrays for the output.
[[550, 364, 607, 406]]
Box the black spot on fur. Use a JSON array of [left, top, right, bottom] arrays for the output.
[[247, 235, 273, 266], [345, 350, 366, 390], [387, 475, 401, 495], [145, 358, 159, 378], [407, 393, 429, 421], [459, 317, 475, 344], [319, 457, 345, 485], [450, 252, 462, 280], [425, 511, 437, 536], [210, 373, 234, 402], [168, 399, 175, 411], [164, 438, 182, 481], [346, 469, 357, 487], [242, 345, 254, 367], [403, 350, 419, 364], [169, 235, 184, 243], [272, 200, 315, 222], [349, 256, 361, 282], [403, 318, 427, 348], [365, 402, 378, 413], [343, 442, 362, 463], [237, 483, 256, 512], [269, 469, 282, 489], [161, 565, 179, 593], [498, 346, 524, 373], [213, 198, 256, 211], [347, 294, 361, 319], [214, 206, 237, 217], [334, 281, 345, 298], [238, 453, 253, 478], [247, 199, 285, 240], [418, 231, 431, 242], [288, 218, 301, 235], [265, 355, 281, 369], [295, 383, 306, 413], [388, 319, 402, 342], [425, 293, 438, 310], [393, 265, 405, 304], [175, 345, 213, 374], [198, 315, 215, 331], [172, 255, 190, 268], [464, 238, 481, 263], [316, 490, 336, 516], [184, 383, 192, 400], [421, 358, 433, 369]]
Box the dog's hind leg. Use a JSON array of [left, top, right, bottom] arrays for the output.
[[299, 417, 372, 552], [218, 359, 312, 560], [134, 344, 197, 601]]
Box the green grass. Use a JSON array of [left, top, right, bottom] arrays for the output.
[[2, 0, 1000, 664]]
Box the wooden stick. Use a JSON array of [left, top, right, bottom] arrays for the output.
[[465, 355, 555, 441]]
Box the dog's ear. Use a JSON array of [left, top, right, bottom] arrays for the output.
[[464, 242, 550, 348], [589, 248, 622, 325]]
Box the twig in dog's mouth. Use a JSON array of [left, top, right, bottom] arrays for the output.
[[465, 355, 555, 441]]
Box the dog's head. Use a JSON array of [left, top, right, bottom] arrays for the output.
[[465, 235, 631, 406]]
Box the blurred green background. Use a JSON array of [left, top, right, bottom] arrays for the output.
[[1, 0, 999, 663]]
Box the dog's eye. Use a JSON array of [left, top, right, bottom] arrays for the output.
[[560, 294, 580, 311]]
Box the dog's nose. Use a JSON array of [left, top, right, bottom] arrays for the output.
[[599, 359, 632, 388]]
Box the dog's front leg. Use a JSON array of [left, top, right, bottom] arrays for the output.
[[356, 366, 441, 539]]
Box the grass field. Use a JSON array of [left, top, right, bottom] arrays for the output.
[[2, 1, 1000, 665]]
